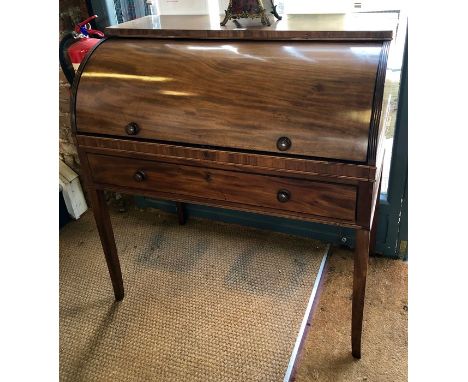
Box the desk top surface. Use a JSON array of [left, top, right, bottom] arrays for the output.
[[106, 13, 398, 40]]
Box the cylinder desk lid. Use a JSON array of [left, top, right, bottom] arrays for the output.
[[73, 13, 398, 163]]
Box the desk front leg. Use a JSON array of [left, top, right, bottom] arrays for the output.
[[88, 188, 125, 301], [352, 228, 370, 358]]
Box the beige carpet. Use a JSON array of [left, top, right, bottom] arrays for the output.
[[296, 251, 408, 382], [59, 206, 327, 382]]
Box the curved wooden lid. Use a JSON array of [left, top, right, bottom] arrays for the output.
[[75, 39, 382, 162]]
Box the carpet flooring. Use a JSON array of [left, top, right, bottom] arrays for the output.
[[59, 206, 327, 381], [295, 250, 408, 382]]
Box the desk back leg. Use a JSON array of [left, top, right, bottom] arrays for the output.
[[176, 202, 186, 225], [89, 188, 125, 301], [352, 228, 370, 358]]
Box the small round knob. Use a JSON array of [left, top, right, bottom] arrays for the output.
[[277, 137, 291, 151], [133, 170, 146, 182], [125, 122, 140, 135], [277, 189, 291, 203]]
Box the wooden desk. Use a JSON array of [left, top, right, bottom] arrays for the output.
[[71, 13, 400, 359]]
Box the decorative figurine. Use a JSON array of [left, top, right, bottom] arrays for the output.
[[220, 0, 282, 26]]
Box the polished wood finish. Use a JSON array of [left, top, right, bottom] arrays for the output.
[[75, 39, 381, 162], [367, 41, 391, 165], [76, 136, 377, 182], [106, 14, 395, 41], [356, 161, 383, 229], [87, 153, 358, 221], [71, 13, 401, 360], [88, 188, 124, 301], [352, 229, 370, 358], [356, 181, 373, 229], [92, 181, 362, 228]]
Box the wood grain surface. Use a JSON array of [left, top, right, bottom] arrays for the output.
[[366, 40, 390, 164], [87, 152, 357, 221], [68, 12, 402, 359], [76, 135, 377, 182], [352, 228, 370, 358], [75, 39, 382, 162], [105, 14, 395, 40], [87, 188, 125, 300]]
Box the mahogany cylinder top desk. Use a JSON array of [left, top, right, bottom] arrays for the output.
[[71, 13, 400, 359]]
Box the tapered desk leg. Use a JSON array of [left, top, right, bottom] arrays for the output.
[[88, 188, 124, 301], [176, 202, 186, 225], [352, 228, 370, 358]]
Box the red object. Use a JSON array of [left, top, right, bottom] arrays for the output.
[[68, 37, 101, 64], [68, 15, 104, 64], [75, 15, 105, 38], [60, 15, 105, 85]]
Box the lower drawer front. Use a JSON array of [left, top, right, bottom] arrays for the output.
[[87, 153, 357, 222]]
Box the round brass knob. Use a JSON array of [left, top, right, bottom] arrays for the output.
[[277, 137, 291, 151], [277, 189, 291, 203], [125, 122, 140, 135], [133, 170, 146, 182]]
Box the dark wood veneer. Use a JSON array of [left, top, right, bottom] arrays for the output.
[[105, 14, 395, 41], [71, 12, 400, 361], [87, 153, 357, 221], [352, 228, 370, 359], [76, 136, 376, 182], [367, 40, 391, 165], [88, 188, 124, 301], [75, 39, 381, 162]]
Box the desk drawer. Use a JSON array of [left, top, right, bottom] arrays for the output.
[[75, 39, 381, 162], [87, 153, 357, 221]]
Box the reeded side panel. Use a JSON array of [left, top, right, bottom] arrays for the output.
[[75, 39, 382, 161]]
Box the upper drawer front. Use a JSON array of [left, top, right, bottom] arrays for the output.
[[87, 153, 357, 222], [76, 39, 382, 162]]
